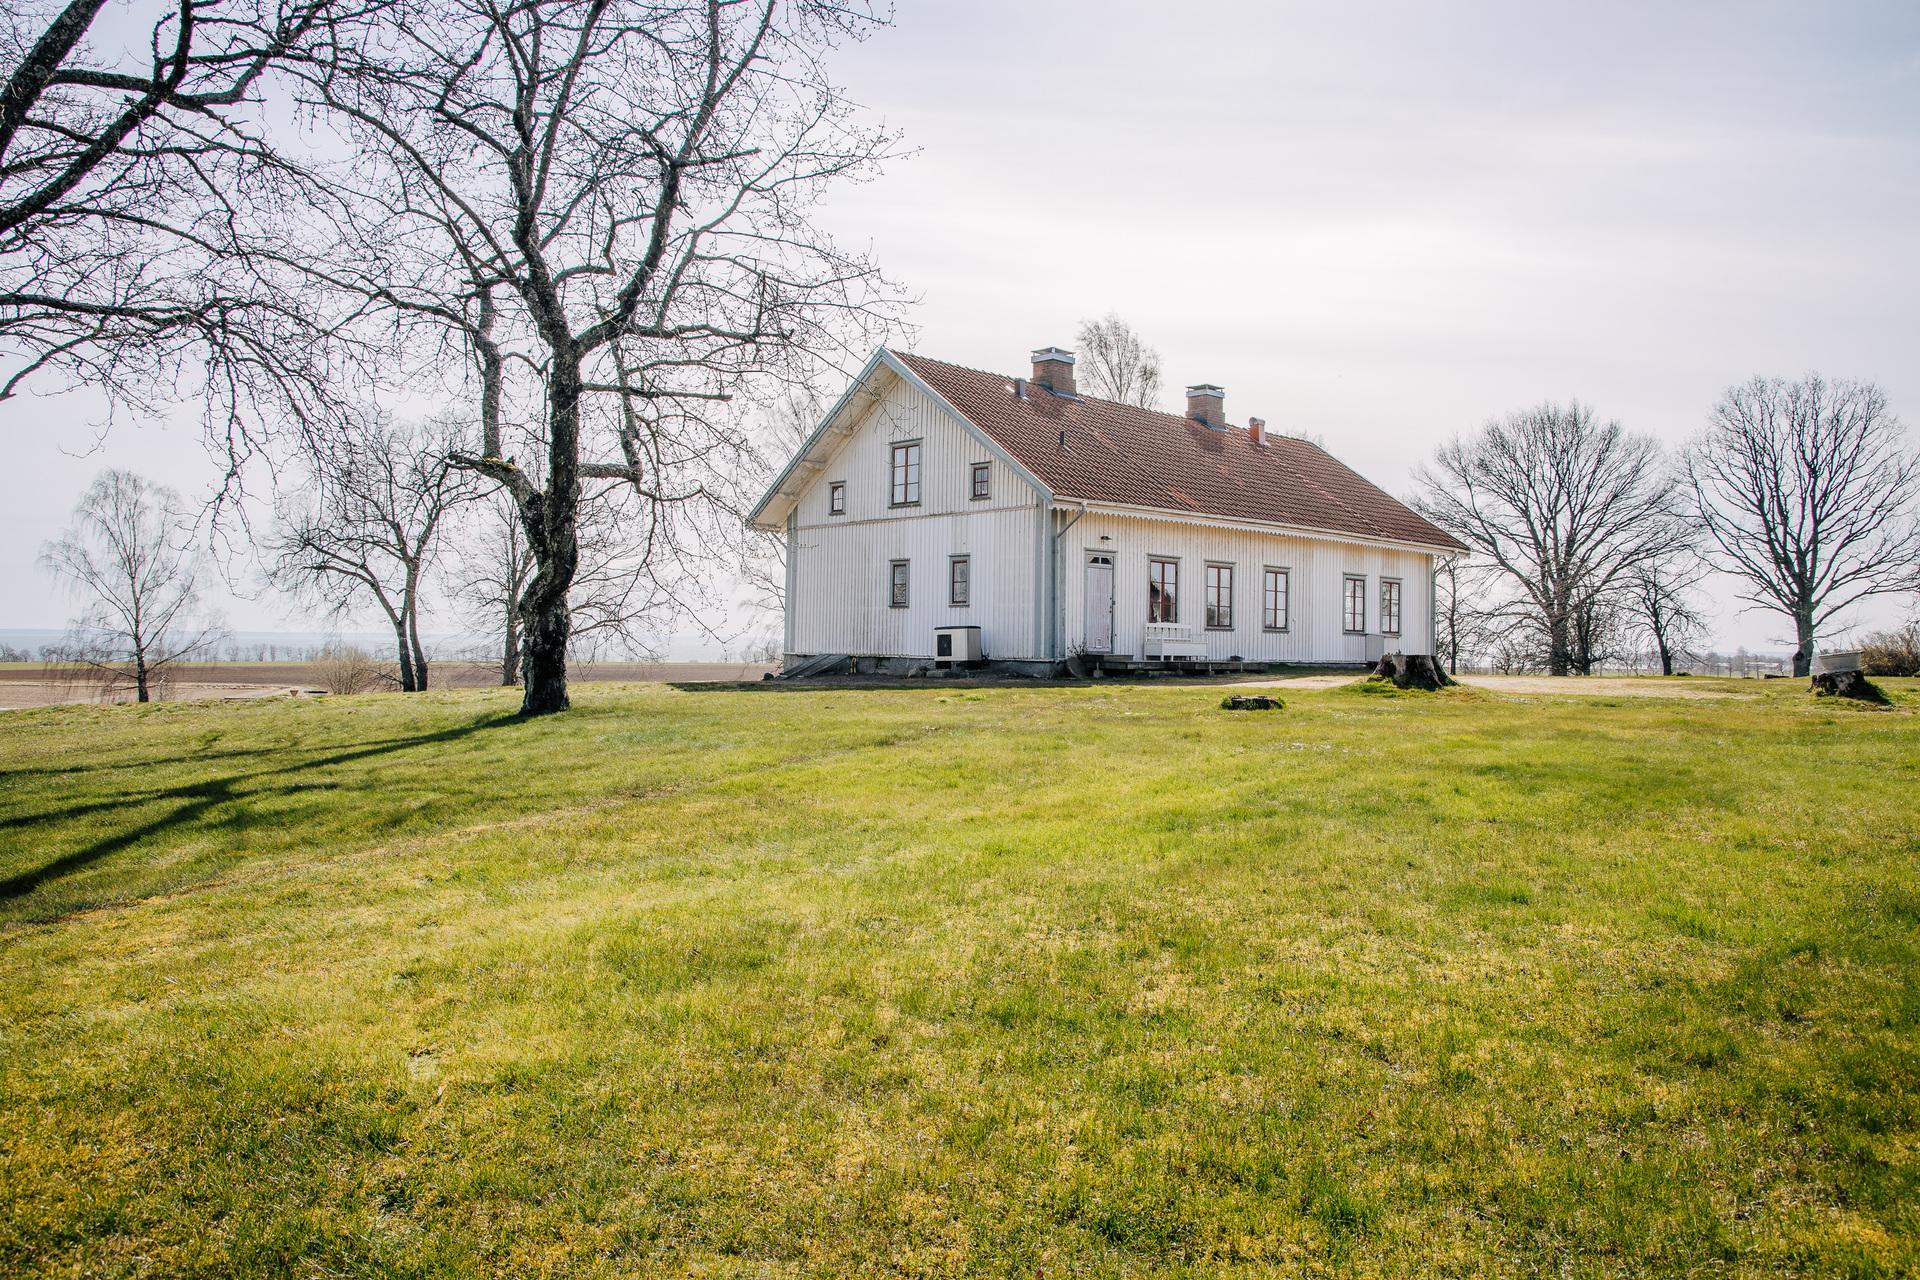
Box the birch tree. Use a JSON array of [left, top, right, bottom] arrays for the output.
[[283, 0, 899, 713], [1414, 402, 1677, 677], [40, 469, 224, 702], [1074, 313, 1161, 408], [1686, 374, 1919, 676]]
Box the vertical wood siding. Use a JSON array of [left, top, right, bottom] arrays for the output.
[[1056, 513, 1435, 662], [788, 372, 1045, 659]]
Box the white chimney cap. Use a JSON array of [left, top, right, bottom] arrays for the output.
[[1031, 346, 1076, 365], [1186, 383, 1224, 398]]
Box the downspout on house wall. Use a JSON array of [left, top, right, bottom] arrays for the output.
[[1048, 501, 1087, 661]]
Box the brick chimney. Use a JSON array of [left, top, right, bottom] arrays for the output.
[[1249, 416, 1268, 447], [1030, 346, 1076, 395], [1187, 383, 1226, 430]]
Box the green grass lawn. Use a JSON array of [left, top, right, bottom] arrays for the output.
[[1, 678, 1916, 1278]]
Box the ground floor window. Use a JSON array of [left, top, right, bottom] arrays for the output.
[[1263, 567, 1289, 630], [1147, 557, 1179, 623], [949, 555, 970, 607], [1343, 574, 1366, 632], [1381, 578, 1402, 634], [1205, 563, 1234, 629], [889, 559, 910, 608]]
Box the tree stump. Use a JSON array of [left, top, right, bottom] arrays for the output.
[[1811, 670, 1890, 704], [1220, 694, 1283, 711], [1370, 652, 1456, 690]]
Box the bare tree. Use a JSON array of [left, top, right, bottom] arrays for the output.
[[1432, 556, 1496, 675], [451, 481, 675, 684], [1625, 554, 1709, 676], [1074, 313, 1162, 408], [1686, 374, 1920, 676], [0, 0, 356, 430], [280, 0, 900, 714], [40, 469, 225, 702], [270, 418, 478, 691], [739, 385, 822, 608], [451, 493, 535, 686], [1414, 402, 1678, 676]]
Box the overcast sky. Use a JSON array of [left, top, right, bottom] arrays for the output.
[[5, 0, 1917, 652]]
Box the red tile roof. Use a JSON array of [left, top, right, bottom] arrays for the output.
[[894, 352, 1466, 551]]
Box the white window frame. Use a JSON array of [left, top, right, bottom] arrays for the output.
[[949, 554, 970, 607], [1343, 574, 1367, 634], [1204, 562, 1234, 631], [888, 559, 910, 608], [1380, 577, 1402, 636], [1262, 566, 1290, 632], [889, 440, 922, 507]]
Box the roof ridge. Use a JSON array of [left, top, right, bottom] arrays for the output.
[[895, 348, 1229, 434], [889, 348, 1466, 552]]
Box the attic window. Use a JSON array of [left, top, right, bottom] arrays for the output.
[[828, 482, 846, 515], [889, 441, 922, 507], [970, 462, 990, 500]]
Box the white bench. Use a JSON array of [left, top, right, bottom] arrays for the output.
[[1144, 622, 1209, 661]]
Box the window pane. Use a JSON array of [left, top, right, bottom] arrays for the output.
[[971, 463, 989, 498], [1148, 558, 1178, 623], [1206, 564, 1232, 628], [890, 443, 922, 505], [1264, 569, 1288, 629], [890, 561, 909, 607], [950, 557, 969, 605]]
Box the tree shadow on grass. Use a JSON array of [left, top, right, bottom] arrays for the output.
[[0, 711, 519, 910]]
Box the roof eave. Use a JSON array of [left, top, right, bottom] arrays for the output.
[[744, 348, 894, 532], [745, 347, 1059, 531], [1058, 497, 1467, 556]]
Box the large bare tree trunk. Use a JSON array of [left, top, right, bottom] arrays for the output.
[[390, 615, 417, 692], [1794, 608, 1815, 677], [407, 602, 429, 692], [518, 369, 582, 713]]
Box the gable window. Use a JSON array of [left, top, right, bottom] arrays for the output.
[[889, 441, 922, 507], [1205, 563, 1234, 629], [1147, 557, 1179, 623], [949, 555, 970, 606], [828, 482, 846, 516], [970, 462, 991, 500], [1380, 578, 1402, 635], [888, 559, 910, 608], [1343, 575, 1367, 633], [1263, 567, 1290, 631]]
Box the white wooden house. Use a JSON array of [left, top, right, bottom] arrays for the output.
[[747, 346, 1466, 672]]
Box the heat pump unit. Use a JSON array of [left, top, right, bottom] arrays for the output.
[[933, 625, 983, 666]]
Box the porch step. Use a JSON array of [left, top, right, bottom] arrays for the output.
[[1095, 656, 1268, 676], [778, 653, 851, 680]]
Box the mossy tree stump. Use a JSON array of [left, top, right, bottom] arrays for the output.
[[1811, 670, 1890, 704], [1371, 653, 1456, 690]]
